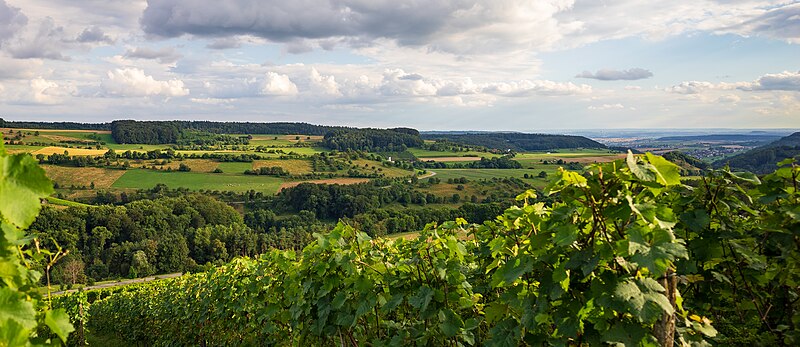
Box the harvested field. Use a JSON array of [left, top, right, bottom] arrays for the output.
[[421, 157, 482, 162], [42, 165, 126, 188], [40, 134, 95, 143], [279, 178, 370, 191], [33, 146, 107, 156], [253, 159, 313, 175]]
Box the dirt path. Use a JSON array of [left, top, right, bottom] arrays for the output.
[[418, 171, 437, 179], [52, 272, 183, 295]]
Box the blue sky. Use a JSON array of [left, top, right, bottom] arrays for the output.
[[0, 0, 798, 130]]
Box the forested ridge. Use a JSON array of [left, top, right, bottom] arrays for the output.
[[714, 132, 800, 173], [421, 132, 607, 151]]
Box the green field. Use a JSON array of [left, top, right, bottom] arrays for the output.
[[112, 169, 283, 194], [407, 148, 501, 158], [425, 166, 562, 190]]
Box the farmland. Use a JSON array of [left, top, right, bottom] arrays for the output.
[[9, 123, 625, 203], [112, 169, 284, 194]]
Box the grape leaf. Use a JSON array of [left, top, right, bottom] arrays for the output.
[[45, 308, 75, 343], [0, 154, 54, 229]]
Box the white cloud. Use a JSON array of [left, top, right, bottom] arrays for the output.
[[261, 72, 298, 96], [576, 68, 653, 81], [717, 94, 741, 103], [482, 80, 592, 97], [0, 0, 27, 44], [308, 68, 341, 96], [588, 103, 625, 110], [101, 68, 189, 97], [666, 81, 717, 94], [7, 17, 71, 60], [0, 55, 41, 79], [125, 46, 182, 64], [739, 70, 800, 91]]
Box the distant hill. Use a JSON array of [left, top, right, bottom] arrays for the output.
[[420, 133, 606, 151], [662, 151, 709, 175], [657, 134, 782, 144], [713, 132, 800, 173], [0, 118, 110, 131]]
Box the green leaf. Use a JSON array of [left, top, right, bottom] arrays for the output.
[[613, 278, 673, 323], [602, 321, 652, 346], [627, 151, 656, 182], [0, 154, 54, 229], [45, 308, 75, 343], [554, 224, 578, 247], [439, 308, 464, 337], [0, 319, 30, 347], [561, 170, 588, 187], [484, 302, 508, 324], [409, 285, 434, 312], [646, 152, 682, 186], [0, 287, 37, 330]]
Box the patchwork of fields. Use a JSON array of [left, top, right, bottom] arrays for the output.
[[5, 126, 632, 202]]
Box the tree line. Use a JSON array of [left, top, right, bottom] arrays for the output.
[[421, 132, 607, 151]]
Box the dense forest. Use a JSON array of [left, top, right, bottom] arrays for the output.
[[31, 177, 524, 283], [661, 151, 709, 175], [421, 132, 607, 151], [714, 132, 800, 173], [0, 118, 110, 130], [322, 128, 424, 151]]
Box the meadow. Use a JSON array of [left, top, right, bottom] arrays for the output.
[[112, 169, 284, 194]]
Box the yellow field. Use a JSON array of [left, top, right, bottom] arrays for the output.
[[40, 134, 94, 143], [279, 178, 370, 191], [42, 165, 126, 188], [33, 146, 107, 156], [253, 159, 313, 175]]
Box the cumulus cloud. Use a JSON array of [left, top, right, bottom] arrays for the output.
[[666, 81, 717, 94], [29, 77, 67, 104], [576, 68, 653, 81], [76, 26, 113, 44], [101, 68, 189, 97], [669, 71, 800, 95], [125, 46, 182, 64], [204, 71, 298, 98], [7, 17, 70, 60], [262, 72, 298, 96], [0, 0, 27, 44], [308, 68, 341, 96], [740, 70, 800, 91]]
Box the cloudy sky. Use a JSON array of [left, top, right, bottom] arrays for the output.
[[0, 0, 798, 130]]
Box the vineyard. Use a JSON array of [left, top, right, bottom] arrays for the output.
[[28, 153, 797, 346]]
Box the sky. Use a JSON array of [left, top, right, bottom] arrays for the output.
[[0, 0, 798, 131]]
